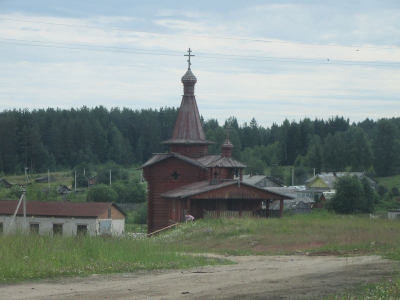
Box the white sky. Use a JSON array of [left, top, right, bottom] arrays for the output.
[[0, 0, 399, 127]]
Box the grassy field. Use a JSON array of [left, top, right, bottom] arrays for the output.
[[376, 174, 400, 190], [0, 233, 229, 283], [162, 211, 400, 259], [1, 211, 400, 299]]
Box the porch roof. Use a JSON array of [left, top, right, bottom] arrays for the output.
[[161, 180, 292, 200]]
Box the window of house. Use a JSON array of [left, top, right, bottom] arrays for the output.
[[77, 224, 88, 236], [30, 223, 39, 233], [108, 208, 112, 219], [53, 224, 63, 235], [0, 222, 3, 234]]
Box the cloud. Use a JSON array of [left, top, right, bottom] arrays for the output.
[[0, 2, 400, 128]]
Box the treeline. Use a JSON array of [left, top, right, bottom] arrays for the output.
[[0, 106, 177, 174], [0, 106, 400, 178]]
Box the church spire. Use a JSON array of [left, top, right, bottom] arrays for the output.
[[181, 48, 197, 95], [162, 49, 213, 158]]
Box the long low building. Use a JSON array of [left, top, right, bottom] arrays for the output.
[[0, 200, 125, 236]]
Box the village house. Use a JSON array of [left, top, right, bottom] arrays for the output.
[[305, 172, 378, 192], [0, 178, 13, 188], [35, 176, 57, 183], [242, 175, 285, 188], [140, 49, 291, 234], [0, 200, 125, 236]]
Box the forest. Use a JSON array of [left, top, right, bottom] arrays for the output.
[[0, 106, 400, 183]]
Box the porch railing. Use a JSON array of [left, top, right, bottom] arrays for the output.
[[204, 210, 255, 218]]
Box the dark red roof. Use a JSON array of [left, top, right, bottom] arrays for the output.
[[0, 200, 125, 218]]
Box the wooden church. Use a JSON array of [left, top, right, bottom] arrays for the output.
[[141, 49, 289, 234]]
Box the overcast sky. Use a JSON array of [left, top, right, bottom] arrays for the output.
[[1, 0, 399, 128]]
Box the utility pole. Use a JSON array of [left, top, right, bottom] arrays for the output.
[[8, 190, 26, 234], [109, 170, 112, 186], [25, 167, 29, 183], [48, 169, 50, 189], [74, 171, 77, 191]]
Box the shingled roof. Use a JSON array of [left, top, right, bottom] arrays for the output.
[[0, 200, 126, 218], [162, 67, 213, 145]]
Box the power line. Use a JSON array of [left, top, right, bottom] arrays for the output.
[[1, 37, 400, 67], [1, 17, 399, 50]]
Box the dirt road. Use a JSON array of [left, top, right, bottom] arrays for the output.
[[0, 255, 396, 299]]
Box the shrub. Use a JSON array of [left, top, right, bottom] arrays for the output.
[[132, 202, 148, 224], [86, 184, 118, 202]]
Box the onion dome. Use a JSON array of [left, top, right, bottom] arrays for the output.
[[181, 69, 197, 85]]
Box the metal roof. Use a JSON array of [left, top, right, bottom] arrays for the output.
[[162, 180, 236, 199], [265, 187, 298, 197], [161, 139, 213, 145], [242, 175, 285, 187], [162, 180, 293, 200], [242, 175, 268, 185], [205, 156, 247, 168], [141, 152, 246, 170], [0, 200, 126, 218], [306, 172, 378, 189], [140, 152, 206, 169]]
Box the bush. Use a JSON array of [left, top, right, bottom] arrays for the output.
[[391, 187, 400, 197], [86, 184, 118, 202], [330, 175, 363, 214], [377, 185, 388, 197], [111, 180, 147, 203], [132, 202, 147, 224]]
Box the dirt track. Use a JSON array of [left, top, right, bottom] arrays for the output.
[[0, 255, 396, 300]]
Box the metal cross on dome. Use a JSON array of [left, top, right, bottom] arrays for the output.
[[184, 48, 195, 70]]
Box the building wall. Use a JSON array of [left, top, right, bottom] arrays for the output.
[[0, 216, 125, 236], [110, 219, 125, 235], [169, 144, 209, 158], [308, 178, 329, 189], [388, 211, 400, 220], [144, 157, 207, 233], [98, 206, 125, 220]]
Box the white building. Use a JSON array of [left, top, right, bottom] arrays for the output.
[[388, 209, 400, 220], [0, 200, 125, 236]]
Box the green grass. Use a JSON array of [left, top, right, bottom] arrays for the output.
[[323, 276, 400, 299], [2, 211, 400, 299], [3, 171, 73, 188], [164, 211, 400, 257], [3, 168, 400, 298], [376, 174, 400, 190], [0, 233, 229, 283]]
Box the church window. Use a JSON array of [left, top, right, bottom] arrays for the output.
[[171, 171, 180, 180]]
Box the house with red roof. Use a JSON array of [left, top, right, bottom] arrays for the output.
[[140, 49, 291, 234], [0, 200, 125, 236]]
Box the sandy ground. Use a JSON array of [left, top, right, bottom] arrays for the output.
[[0, 255, 397, 300]]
